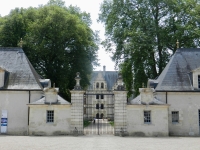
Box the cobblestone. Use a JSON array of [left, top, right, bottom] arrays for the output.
[[0, 135, 200, 150]]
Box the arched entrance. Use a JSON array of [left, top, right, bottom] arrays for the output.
[[96, 113, 99, 119]]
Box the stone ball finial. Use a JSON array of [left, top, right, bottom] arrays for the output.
[[118, 73, 122, 79], [116, 73, 125, 90], [76, 72, 80, 77]]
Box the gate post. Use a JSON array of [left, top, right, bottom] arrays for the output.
[[113, 73, 127, 136], [70, 72, 84, 135]]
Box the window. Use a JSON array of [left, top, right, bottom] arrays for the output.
[[144, 111, 151, 124], [96, 103, 99, 109], [47, 110, 54, 123], [96, 82, 99, 88], [101, 94, 104, 99], [198, 75, 200, 88], [96, 94, 99, 99], [101, 104, 104, 109], [101, 83, 104, 88], [172, 111, 179, 123]]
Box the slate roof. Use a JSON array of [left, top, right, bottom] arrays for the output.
[[0, 47, 43, 90], [29, 95, 71, 105], [87, 71, 118, 90], [154, 48, 200, 91]]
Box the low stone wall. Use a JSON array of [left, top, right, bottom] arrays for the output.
[[126, 105, 169, 137]]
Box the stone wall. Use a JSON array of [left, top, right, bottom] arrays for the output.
[[113, 90, 127, 136], [127, 105, 169, 136], [29, 105, 71, 136], [0, 90, 42, 135], [70, 90, 84, 135]]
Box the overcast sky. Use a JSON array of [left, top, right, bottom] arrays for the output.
[[0, 0, 116, 71]]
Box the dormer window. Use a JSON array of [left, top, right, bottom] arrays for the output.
[[96, 82, 99, 88], [101, 82, 104, 88], [198, 75, 200, 88]]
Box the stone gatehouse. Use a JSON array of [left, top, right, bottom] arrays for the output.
[[1, 47, 200, 136]]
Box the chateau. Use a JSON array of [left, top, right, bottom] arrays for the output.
[[84, 66, 118, 121]]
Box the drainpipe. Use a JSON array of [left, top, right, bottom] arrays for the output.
[[28, 90, 30, 135], [166, 92, 168, 104]]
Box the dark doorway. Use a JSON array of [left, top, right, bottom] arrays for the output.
[[96, 113, 99, 119]]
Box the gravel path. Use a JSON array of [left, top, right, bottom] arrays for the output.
[[84, 119, 114, 135], [0, 135, 200, 150]]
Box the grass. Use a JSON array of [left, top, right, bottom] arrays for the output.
[[84, 120, 91, 127], [109, 121, 114, 126]]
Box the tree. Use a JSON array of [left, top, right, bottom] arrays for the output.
[[0, 1, 99, 101], [99, 0, 200, 96]]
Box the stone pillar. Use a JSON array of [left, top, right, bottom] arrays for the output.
[[70, 72, 84, 135], [113, 73, 127, 136]]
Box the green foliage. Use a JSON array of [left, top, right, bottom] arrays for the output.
[[109, 121, 114, 126], [0, 0, 99, 101], [99, 0, 200, 96], [84, 120, 91, 127]]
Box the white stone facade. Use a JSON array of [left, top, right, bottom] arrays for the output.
[[28, 105, 71, 136], [0, 90, 43, 135]]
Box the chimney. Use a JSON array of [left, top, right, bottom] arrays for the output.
[[103, 66, 106, 77], [44, 87, 59, 103]]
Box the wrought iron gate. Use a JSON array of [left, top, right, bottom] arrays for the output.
[[83, 93, 114, 135]]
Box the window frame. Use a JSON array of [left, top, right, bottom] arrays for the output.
[[198, 75, 200, 88], [101, 82, 104, 88], [96, 103, 99, 109], [144, 111, 151, 124], [101, 104, 104, 109], [96, 82, 99, 88], [47, 110, 54, 123], [172, 111, 179, 123], [198, 110, 200, 126]]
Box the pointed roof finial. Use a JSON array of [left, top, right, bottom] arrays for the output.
[[19, 38, 23, 47], [176, 39, 179, 49]]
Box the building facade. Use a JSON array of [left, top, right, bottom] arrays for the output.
[[0, 47, 44, 135], [129, 48, 200, 136], [1, 47, 200, 136]]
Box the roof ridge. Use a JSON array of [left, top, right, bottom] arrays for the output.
[[0, 47, 23, 51]]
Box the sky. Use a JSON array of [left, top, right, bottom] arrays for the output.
[[0, 0, 116, 71]]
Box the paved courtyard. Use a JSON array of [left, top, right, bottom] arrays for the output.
[[84, 119, 114, 135], [0, 135, 200, 150]]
